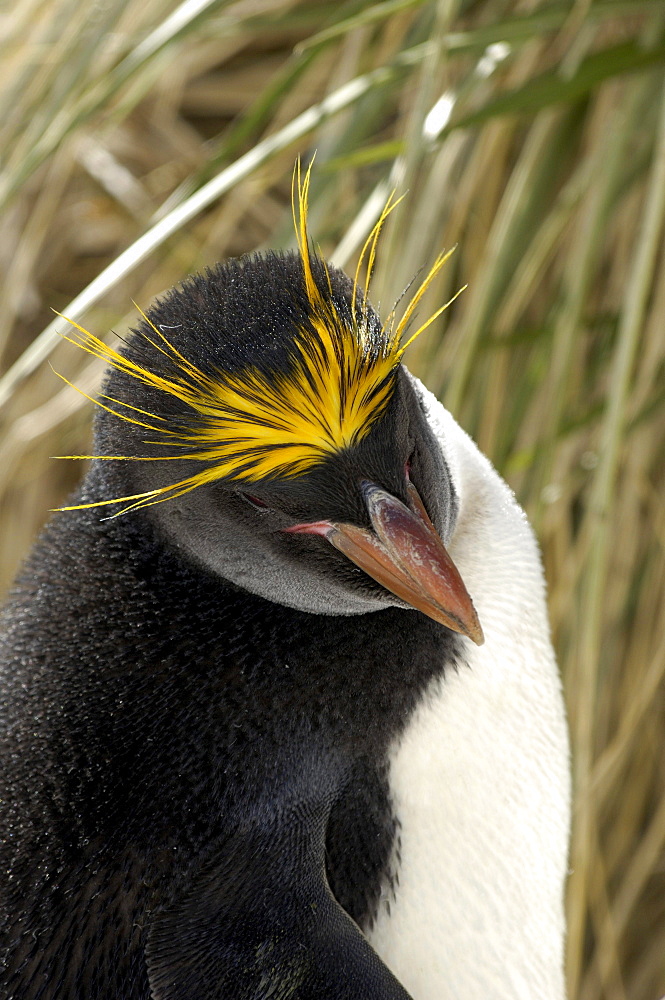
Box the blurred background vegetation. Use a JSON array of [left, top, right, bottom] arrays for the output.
[[1, 0, 664, 996]]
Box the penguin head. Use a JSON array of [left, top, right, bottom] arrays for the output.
[[60, 171, 483, 643]]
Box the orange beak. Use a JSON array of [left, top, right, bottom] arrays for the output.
[[286, 480, 484, 644]]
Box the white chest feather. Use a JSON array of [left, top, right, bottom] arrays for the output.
[[366, 382, 570, 1000]]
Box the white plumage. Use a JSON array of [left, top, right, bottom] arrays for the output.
[[368, 377, 570, 1000]]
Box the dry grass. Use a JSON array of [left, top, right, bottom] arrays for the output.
[[1, 1, 664, 997]]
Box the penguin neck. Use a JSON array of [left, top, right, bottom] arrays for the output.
[[62, 471, 464, 707], [423, 386, 552, 650]]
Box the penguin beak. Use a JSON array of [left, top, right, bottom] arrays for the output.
[[286, 481, 484, 645]]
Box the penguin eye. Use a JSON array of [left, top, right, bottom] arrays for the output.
[[241, 493, 272, 513]]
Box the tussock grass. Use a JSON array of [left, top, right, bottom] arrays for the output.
[[1, 1, 664, 996]]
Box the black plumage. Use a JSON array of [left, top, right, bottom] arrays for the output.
[[0, 250, 470, 999]]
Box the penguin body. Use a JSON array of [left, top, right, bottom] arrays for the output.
[[0, 195, 570, 999], [1, 489, 450, 999]]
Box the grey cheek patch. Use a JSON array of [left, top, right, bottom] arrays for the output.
[[157, 499, 398, 617]]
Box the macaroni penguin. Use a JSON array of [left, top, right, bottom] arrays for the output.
[[0, 168, 570, 999]]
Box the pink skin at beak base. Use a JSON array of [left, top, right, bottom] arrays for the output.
[[284, 482, 484, 645]]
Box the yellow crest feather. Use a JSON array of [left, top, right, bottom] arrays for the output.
[[55, 161, 463, 515]]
